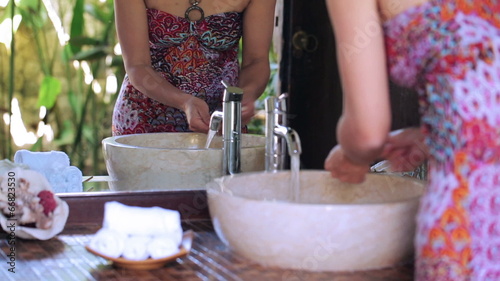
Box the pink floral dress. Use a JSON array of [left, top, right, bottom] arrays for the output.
[[112, 9, 242, 135], [384, 0, 500, 280]]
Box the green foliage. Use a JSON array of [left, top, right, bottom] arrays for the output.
[[0, 0, 121, 175], [37, 76, 62, 109], [69, 0, 85, 55]]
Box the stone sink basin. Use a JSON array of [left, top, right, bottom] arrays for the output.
[[207, 170, 426, 272], [102, 132, 265, 191]]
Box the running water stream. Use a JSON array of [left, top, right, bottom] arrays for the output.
[[205, 129, 217, 149], [290, 154, 300, 202]]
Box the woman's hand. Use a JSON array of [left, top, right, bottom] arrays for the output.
[[181, 96, 211, 133], [324, 145, 371, 184], [381, 128, 428, 172], [241, 97, 256, 126]]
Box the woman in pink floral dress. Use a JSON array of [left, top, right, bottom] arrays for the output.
[[325, 0, 500, 279], [112, 0, 276, 135]]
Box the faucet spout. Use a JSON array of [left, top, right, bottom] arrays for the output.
[[273, 125, 302, 156], [265, 94, 302, 171], [209, 81, 243, 175], [208, 111, 223, 132]]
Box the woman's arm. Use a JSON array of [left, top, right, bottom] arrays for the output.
[[238, 0, 277, 125], [114, 0, 210, 132], [326, 0, 391, 165]]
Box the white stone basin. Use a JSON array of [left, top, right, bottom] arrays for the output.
[[207, 170, 426, 272], [102, 132, 265, 191]]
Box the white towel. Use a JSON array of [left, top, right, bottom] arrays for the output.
[[14, 150, 70, 171], [47, 166, 83, 193], [122, 235, 152, 261], [13, 150, 82, 193], [103, 201, 182, 237], [88, 228, 127, 258], [147, 236, 180, 259]]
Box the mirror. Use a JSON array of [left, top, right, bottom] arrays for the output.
[[0, 0, 285, 194], [83, 0, 285, 193], [1, 0, 420, 195]]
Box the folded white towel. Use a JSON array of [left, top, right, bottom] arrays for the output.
[[147, 236, 180, 259], [103, 201, 182, 237], [47, 166, 83, 193], [14, 150, 70, 171], [88, 228, 127, 258], [13, 150, 82, 193], [164, 225, 183, 246], [122, 235, 152, 261]]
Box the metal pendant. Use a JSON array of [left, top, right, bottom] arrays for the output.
[[185, 4, 205, 22]]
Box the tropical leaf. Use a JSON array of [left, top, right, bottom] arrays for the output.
[[85, 2, 112, 23], [17, 0, 39, 11], [37, 75, 62, 109], [53, 120, 76, 147], [70, 0, 85, 54], [67, 89, 81, 120], [69, 36, 102, 47], [72, 46, 108, 61]]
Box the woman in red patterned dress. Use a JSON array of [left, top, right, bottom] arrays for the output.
[[113, 0, 276, 135], [325, 0, 500, 280]]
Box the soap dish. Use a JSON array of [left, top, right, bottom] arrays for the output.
[[85, 230, 194, 270]]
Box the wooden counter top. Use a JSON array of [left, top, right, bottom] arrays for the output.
[[0, 190, 415, 280]]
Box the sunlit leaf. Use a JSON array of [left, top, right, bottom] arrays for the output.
[[0, 1, 12, 22], [18, 0, 39, 11], [37, 76, 62, 109]]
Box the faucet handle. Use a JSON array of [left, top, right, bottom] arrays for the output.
[[221, 80, 243, 102]]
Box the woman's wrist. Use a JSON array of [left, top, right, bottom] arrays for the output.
[[341, 148, 374, 167], [169, 91, 193, 112]]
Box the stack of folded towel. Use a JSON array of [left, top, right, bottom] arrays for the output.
[[88, 201, 183, 260], [14, 150, 82, 193]]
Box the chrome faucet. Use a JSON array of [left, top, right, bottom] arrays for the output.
[[209, 81, 243, 175], [265, 94, 302, 171]]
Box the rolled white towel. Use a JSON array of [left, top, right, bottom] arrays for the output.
[[14, 150, 70, 171], [147, 236, 180, 259], [122, 235, 152, 261], [47, 173, 65, 192], [63, 166, 83, 192], [88, 228, 127, 258], [14, 150, 83, 193], [103, 201, 182, 237], [164, 225, 183, 247], [46, 166, 83, 193]]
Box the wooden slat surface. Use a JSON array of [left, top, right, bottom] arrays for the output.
[[0, 221, 414, 281], [0, 190, 414, 280]]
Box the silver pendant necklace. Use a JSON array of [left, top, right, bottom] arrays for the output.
[[185, 0, 205, 22]]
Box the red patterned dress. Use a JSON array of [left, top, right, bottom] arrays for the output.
[[112, 9, 242, 135], [384, 0, 500, 280]]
